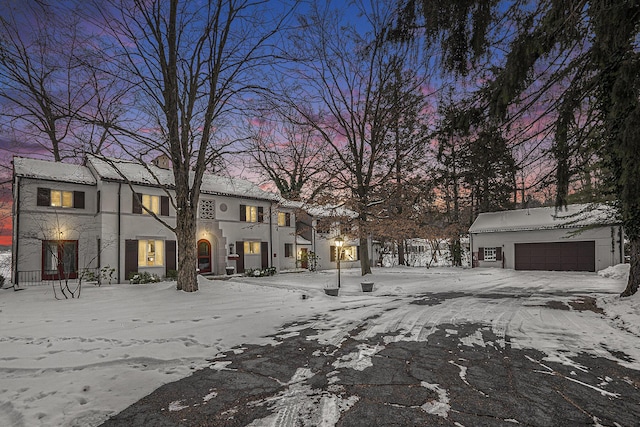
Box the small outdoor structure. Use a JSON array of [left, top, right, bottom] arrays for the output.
[[469, 204, 624, 272]]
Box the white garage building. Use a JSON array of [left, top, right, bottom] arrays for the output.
[[469, 204, 624, 272]]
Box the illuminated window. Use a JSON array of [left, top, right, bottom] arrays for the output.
[[38, 188, 84, 208], [50, 190, 73, 207], [244, 241, 261, 254], [138, 240, 164, 267], [133, 193, 169, 216], [278, 212, 291, 226], [240, 204, 263, 222], [247, 206, 258, 222], [142, 194, 160, 214]]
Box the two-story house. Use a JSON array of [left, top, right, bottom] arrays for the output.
[[11, 155, 298, 285]]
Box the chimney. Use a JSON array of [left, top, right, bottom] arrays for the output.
[[151, 154, 171, 170]]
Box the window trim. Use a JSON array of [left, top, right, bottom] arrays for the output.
[[483, 247, 497, 262], [244, 241, 261, 255], [138, 239, 165, 267], [278, 212, 291, 227], [284, 243, 293, 258]]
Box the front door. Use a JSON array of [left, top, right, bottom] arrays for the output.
[[300, 248, 308, 269], [42, 240, 78, 280], [197, 239, 212, 273]]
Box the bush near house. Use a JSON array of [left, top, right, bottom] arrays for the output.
[[129, 272, 162, 284], [244, 267, 276, 277]]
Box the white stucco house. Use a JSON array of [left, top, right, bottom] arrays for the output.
[[11, 155, 300, 285], [469, 204, 624, 272], [287, 201, 362, 272]]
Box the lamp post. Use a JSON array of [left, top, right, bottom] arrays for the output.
[[335, 236, 344, 288]]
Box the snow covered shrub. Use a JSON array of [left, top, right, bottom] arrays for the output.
[[129, 272, 161, 284]]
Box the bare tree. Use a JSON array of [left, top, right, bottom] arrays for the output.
[[91, 0, 295, 292], [0, 1, 111, 161], [277, 1, 427, 276], [244, 110, 332, 201]]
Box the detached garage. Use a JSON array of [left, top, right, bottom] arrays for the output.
[[469, 204, 624, 272]]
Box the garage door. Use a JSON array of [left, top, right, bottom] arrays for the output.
[[514, 241, 595, 272]]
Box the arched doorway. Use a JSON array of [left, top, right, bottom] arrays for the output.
[[197, 239, 212, 273]]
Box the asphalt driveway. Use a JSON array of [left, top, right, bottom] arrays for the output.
[[100, 288, 640, 426]]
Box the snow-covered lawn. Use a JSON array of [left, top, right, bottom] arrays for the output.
[[0, 263, 638, 427]]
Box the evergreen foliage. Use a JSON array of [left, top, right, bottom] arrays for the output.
[[393, 0, 640, 295]]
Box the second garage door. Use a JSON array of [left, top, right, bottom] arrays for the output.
[[514, 241, 595, 272]]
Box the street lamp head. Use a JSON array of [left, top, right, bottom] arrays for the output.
[[334, 236, 344, 247]]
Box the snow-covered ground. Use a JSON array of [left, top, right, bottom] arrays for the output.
[[0, 261, 638, 427]]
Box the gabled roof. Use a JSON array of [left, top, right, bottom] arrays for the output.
[[86, 155, 278, 201], [13, 157, 96, 185], [469, 204, 619, 234]]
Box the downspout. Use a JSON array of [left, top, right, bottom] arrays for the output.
[[269, 202, 273, 268], [12, 175, 20, 286], [117, 183, 122, 283], [620, 226, 624, 264], [469, 233, 474, 268]]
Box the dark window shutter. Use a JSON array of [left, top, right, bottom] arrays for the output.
[[97, 191, 101, 213], [496, 247, 502, 261], [132, 193, 142, 214], [236, 241, 244, 273], [258, 207, 264, 222], [73, 191, 85, 209], [285, 213, 291, 226], [37, 188, 50, 206], [124, 240, 138, 280], [161, 196, 169, 216], [261, 242, 269, 269], [330, 245, 336, 262], [356, 245, 360, 260], [166, 240, 176, 276], [240, 205, 246, 221], [478, 247, 484, 261]]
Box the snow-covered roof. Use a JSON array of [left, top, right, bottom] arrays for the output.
[[13, 157, 96, 185], [87, 155, 278, 201], [296, 235, 312, 245], [87, 155, 174, 187], [469, 204, 619, 234], [277, 200, 358, 219]]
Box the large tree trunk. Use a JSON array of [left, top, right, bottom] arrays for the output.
[[398, 239, 406, 266], [360, 235, 372, 276], [621, 236, 639, 297], [175, 197, 198, 292]]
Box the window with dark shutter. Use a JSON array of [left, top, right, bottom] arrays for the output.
[[73, 191, 85, 209], [285, 213, 291, 226], [240, 204, 246, 221], [496, 247, 502, 261], [132, 193, 142, 214], [37, 187, 50, 206], [161, 196, 169, 216], [478, 247, 484, 261], [258, 207, 264, 222]]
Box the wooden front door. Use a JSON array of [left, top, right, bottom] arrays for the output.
[[197, 239, 212, 273], [300, 248, 308, 269]]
